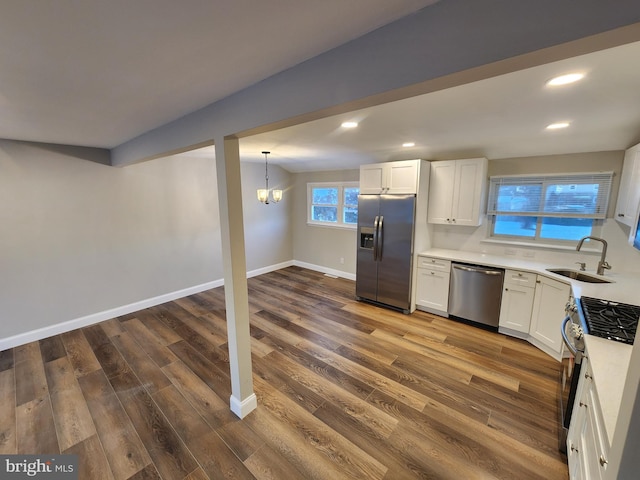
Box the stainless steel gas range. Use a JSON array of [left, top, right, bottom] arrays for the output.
[[559, 296, 640, 453]]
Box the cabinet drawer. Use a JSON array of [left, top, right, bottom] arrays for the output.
[[417, 256, 451, 272], [504, 269, 536, 287]]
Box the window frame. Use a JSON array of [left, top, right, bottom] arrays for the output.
[[486, 171, 613, 245], [307, 181, 359, 229]]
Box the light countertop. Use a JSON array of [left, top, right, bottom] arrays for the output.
[[418, 248, 640, 305], [584, 335, 633, 446], [418, 248, 640, 446]]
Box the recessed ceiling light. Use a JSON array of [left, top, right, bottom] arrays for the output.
[[546, 122, 570, 130], [547, 73, 585, 86], [402, 142, 415, 148], [341, 121, 358, 128]]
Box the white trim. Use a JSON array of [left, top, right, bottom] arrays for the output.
[[307, 181, 359, 227], [0, 261, 294, 351], [247, 260, 294, 278], [0, 279, 223, 351], [293, 260, 356, 281], [230, 393, 258, 418]]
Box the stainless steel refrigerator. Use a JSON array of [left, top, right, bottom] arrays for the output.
[[356, 194, 416, 313]]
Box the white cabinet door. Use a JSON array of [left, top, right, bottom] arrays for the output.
[[567, 357, 590, 480], [529, 276, 570, 359], [428, 158, 487, 226], [360, 160, 420, 194], [499, 283, 534, 334], [427, 161, 456, 223], [615, 144, 640, 227], [415, 268, 450, 313], [359, 163, 387, 194], [387, 160, 420, 194], [452, 158, 487, 226]]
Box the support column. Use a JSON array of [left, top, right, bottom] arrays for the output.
[[214, 136, 256, 418]]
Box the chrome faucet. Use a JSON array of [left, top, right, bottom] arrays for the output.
[[576, 236, 611, 275]]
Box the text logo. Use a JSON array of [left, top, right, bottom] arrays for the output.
[[0, 455, 78, 479]]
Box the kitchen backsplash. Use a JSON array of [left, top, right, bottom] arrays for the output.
[[430, 218, 640, 274]]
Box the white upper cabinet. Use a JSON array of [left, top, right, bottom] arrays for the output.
[[427, 158, 488, 226], [360, 160, 421, 194], [615, 143, 640, 227]]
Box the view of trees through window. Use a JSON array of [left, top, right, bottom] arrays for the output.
[[309, 183, 359, 227]]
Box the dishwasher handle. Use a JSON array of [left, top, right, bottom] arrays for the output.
[[452, 264, 503, 275]]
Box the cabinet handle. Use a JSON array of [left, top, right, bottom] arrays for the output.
[[599, 455, 608, 467], [505, 288, 509, 291], [618, 213, 624, 217], [517, 273, 523, 277], [585, 373, 592, 380], [580, 401, 588, 409], [430, 271, 435, 275], [570, 444, 578, 453]]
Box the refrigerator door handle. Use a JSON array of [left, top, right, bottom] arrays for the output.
[[373, 215, 380, 261], [377, 215, 384, 260]]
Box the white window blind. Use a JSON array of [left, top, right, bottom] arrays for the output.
[[487, 172, 614, 219]]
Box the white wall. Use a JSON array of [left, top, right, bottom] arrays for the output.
[[0, 140, 292, 347], [292, 169, 360, 278], [430, 151, 640, 273]]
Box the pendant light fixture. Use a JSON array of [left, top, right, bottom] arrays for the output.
[[257, 151, 282, 204]]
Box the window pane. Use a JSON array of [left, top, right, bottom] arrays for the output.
[[344, 187, 359, 206], [312, 187, 338, 205], [543, 183, 599, 215], [312, 206, 337, 222], [493, 215, 537, 237], [540, 218, 593, 240], [343, 207, 358, 224], [496, 184, 542, 213]]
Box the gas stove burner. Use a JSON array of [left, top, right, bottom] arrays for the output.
[[579, 296, 640, 345]]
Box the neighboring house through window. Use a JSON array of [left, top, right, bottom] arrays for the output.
[[308, 182, 359, 228]]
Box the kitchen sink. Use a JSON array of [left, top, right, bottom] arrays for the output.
[[545, 268, 613, 284]]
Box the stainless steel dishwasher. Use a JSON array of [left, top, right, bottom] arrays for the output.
[[448, 262, 504, 328]]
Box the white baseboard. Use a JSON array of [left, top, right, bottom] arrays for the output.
[[0, 260, 348, 351], [247, 260, 294, 278], [0, 279, 225, 351], [230, 393, 258, 418], [292, 260, 356, 281]]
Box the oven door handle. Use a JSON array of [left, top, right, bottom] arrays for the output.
[[561, 315, 578, 356]]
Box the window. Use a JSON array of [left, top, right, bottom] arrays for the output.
[[487, 172, 613, 243], [308, 182, 359, 228]]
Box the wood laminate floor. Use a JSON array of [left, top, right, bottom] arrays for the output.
[[0, 267, 568, 479]]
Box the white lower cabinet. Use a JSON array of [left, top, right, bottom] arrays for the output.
[[498, 269, 536, 334], [415, 256, 451, 314], [567, 359, 609, 480], [529, 275, 570, 360]]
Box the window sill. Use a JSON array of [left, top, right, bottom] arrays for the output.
[[481, 237, 601, 253], [307, 222, 357, 231]]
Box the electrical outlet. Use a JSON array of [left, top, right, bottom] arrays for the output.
[[340, 257, 345, 264]]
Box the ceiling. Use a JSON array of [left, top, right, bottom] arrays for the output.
[[0, 0, 438, 148], [235, 40, 640, 172], [2, 2, 640, 173]]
